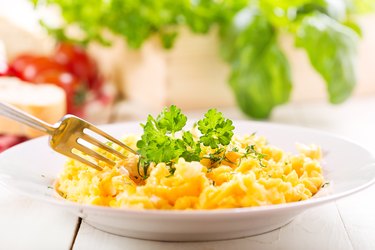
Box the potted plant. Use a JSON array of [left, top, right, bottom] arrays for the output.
[[32, 0, 374, 119]]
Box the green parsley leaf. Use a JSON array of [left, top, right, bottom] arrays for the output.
[[136, 114, 184, 165], [156, 105, 187, 134], [181, 131, 201, 162], [198, 109, 234, 149], [136, 106, 193, 177]]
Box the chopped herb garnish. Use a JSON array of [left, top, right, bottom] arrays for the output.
[[205, 148, 225, 165], [166, 162, 176, 178], [242, 145, 267, 168], [166, 167, 176, 178], [321, 182, 330, 188]]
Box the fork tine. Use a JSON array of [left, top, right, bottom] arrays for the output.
[[80, 133, 126, 159], [74, 144, 116, 167], [64, 151, 103, 171], [87, 125, 138, 155]]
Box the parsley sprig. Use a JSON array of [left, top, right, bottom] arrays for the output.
[[136, 105, 235, 178], [198, 109, 234, 149], [136, 106, 188, 167]]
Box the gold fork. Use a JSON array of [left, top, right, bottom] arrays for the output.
[[0, 102, 138, 171]]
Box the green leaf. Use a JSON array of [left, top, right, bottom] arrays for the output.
[[155, 105, 187, 134], [136, 115, 182, 164], [343, 20, 362, 37], [221, 9, 292, 119], [33, 0, 248, 49], [296, 13, 358, 103], [181, 131, 201, 162], [259, 0, 327, 30], [350, 0, 375, 14], [160, 31, 178, 49], [197, 109, 234, 148]]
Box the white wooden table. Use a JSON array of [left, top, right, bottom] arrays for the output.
[[1, 97, 375, 250]]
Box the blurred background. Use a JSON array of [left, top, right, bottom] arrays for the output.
[[0, 0, 374, 151]]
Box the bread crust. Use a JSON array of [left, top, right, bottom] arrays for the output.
[[0, 77, 66, 138]]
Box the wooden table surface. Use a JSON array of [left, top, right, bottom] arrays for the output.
[[1, 97, 375, 250]]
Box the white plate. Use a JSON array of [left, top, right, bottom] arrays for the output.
[[0, 121, 374, 241]]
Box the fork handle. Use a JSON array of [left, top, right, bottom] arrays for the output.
[[0, 102, 55, 134]]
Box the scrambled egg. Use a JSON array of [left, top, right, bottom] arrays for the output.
[[56, 133, 324, 210]]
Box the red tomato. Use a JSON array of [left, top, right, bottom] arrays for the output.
[[53, 43, 98, 87], [9, 55, 66, 81], [0, 134, 28, 153], [6, 42, 105, 117], [21, 57, 66, 82], [34, 69, 87, 115], [8, 55, 36, 79]]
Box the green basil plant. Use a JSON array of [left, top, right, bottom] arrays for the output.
[[32, 0, 374, 118]]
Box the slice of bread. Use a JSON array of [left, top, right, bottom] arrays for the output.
[[0, 77, 66, 138]]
